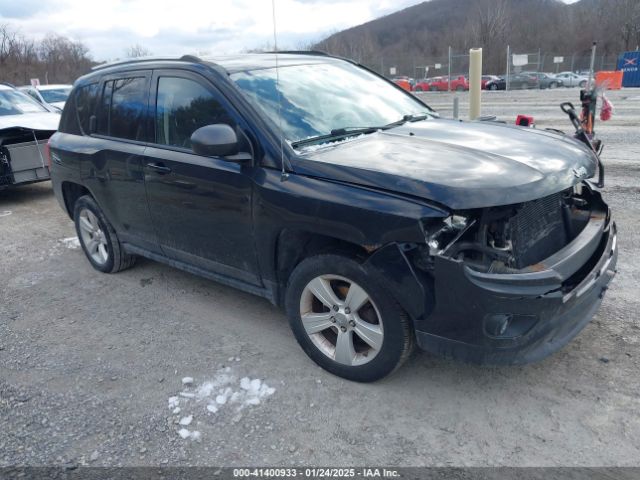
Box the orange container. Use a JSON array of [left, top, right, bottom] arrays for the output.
[[595, 71, 623, 90]]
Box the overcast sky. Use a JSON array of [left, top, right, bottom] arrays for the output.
[[0, 0, 581, 62]]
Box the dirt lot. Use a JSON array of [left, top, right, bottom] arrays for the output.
[[1, 88, 639, 467]]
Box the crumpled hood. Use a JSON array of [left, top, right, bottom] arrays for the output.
[[0, 112, 61, 132], [295, 118, 599, 209]]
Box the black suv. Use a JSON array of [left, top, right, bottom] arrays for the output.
[[50, 53, 617, 382]]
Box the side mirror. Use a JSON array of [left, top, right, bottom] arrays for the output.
[[191, 124, 240, 158]]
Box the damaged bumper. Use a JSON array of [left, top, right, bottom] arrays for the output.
[[414, 200, 617, 365]]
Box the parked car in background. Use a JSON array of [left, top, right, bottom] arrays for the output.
[[391, 76, 413, 92], [521, 72, 564, 89], [481, 75, 500, 89], [555, 72, 591, 88], [415, 76, 468, 92], [0, 84, 60, 189], [485, 73, 538, 90], [49, 53, 616, 382], [19, 84, 73, 112]]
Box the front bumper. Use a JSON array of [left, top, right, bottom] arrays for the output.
[[414, 200, 618, 365]]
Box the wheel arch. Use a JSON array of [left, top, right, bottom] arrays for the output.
[[61, 181, 92, 219], [274, 229, 434, 327]]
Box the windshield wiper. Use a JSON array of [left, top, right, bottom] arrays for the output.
[[291, 113, 430, 150]]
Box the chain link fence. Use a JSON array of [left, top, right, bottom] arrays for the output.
[[362, 46, 622, 91]]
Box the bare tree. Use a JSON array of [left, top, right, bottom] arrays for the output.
[[125, 44, 153, 58]]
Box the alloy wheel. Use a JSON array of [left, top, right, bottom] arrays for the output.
[[78, 208, 109, 265], [299, 275, 384, 366]]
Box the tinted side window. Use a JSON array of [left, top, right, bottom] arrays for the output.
[[58, 88, 80, 135], [97, 77, 148, 141], [75, 82, 99, 135], [155, 77, 234, 149]]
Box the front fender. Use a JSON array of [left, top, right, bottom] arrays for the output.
[[364, 243, 433, 324]]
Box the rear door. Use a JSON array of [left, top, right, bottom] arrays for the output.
[[83, 71, 159, 252], [143, 70, 259, 285]]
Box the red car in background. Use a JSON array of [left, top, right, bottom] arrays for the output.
[[391, 76, 413, 92], [414, 75, 468, 92]]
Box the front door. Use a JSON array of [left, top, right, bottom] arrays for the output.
[[143, 71, 260, 285]]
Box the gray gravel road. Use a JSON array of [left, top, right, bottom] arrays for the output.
[[1, 88, 639, 467]]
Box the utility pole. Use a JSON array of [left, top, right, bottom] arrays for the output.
[[448, 46, 452, 92], [506, 45, 511, 91]]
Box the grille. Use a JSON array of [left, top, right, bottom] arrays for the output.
[[510, 192, 567, 269]]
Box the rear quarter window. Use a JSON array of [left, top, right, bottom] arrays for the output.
[[76, 83, 100, 135]]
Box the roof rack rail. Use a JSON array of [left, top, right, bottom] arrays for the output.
[[91, 54, 203, 72], [262, 50, 330, 56]]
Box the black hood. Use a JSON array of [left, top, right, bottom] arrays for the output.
[[293, 118, 598, 210]]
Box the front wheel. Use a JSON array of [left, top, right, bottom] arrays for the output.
[[489, 84, 498, 90], [579, 80, 587, 88], [285, 254, 414, 382]]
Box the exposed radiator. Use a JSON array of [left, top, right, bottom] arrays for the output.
[[510, 192, 567, 269]]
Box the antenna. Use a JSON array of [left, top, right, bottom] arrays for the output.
[[272, 0, 288, 182]]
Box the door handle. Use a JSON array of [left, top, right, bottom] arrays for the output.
[[146, 162, 172, 174]]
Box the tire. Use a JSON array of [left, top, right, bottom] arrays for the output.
[[415, 86, 423, 92], [285, 254, 414, 382], [579, 80, 587, 88], [489, 84, 498, 91], [455, 85, 464, 92], [429, 86, 438, 92], [549, 82, 557, 89], [73, 195, 136, 273]]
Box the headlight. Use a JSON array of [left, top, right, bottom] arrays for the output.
[[424, 214, 472, 255]]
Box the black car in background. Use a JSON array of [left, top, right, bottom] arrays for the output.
[[49, 53, 617, 381], [485, 73, 539, 90]]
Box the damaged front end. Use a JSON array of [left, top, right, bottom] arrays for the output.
[[409, 183, 617, 365], [0, 127, 53, 189]]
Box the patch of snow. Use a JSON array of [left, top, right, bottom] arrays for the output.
[[0, 210, 12, 218], [60, 237, 81, 249], [167, 367, 276, 441], [181, 376, 194, 385], [296, 134, 367, 155], [177, 428, 201, 441]]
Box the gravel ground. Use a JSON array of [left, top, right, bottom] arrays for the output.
[[1, 88, 639, 468]]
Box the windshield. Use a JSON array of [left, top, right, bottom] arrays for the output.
[[0, 89, 48, 116], [40, 88, 71, 103], [231, 61, 432, 146]]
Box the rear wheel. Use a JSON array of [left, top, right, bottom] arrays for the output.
[[549, 82, 557, 89], [455, 85, 464, 92], [579, 80, 587, 88], [73, 195, 136, 273], [429, 86, 438, 91], [415, 86, 423, 92], [489, 84, 498, 91], [286, 255, 414, 382]]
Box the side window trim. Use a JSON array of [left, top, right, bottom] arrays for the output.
[[149, 69, 246, 154], [92, 70, 152, 145]]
